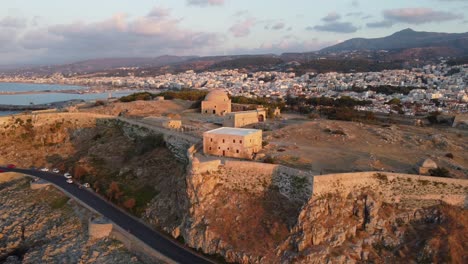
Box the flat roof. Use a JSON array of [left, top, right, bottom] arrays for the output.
[[204, 127, 261, 136]]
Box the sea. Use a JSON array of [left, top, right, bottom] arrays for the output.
[[0, 83, 136, 116]]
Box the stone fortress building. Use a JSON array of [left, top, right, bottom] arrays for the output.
[[223, 109, 267, 128], [201, 89, 232, 116], [203, 127, 262, 159]]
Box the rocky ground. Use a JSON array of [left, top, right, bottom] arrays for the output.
[[0, 177, 143, 264], [85, 100, 192, 117], [260, 118, 468, 178], [280, 188, 468, 263]]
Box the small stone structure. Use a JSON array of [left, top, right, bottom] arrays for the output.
[[453, 114, 468, 128], [273, 107, 281, 118], [30, 179, 52, 190], [142, 116, 182, 130], [223, 108, 266, 128], [201, 89, 231, 116], [203, 127, 262, 159], [231, 103, 260, 112], [419, 158, 438, 175], [155, 96, 165, 101], [88, 217, 113, 239]]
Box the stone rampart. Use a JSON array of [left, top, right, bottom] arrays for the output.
[[30, 179, 52, 190], [313, 172, 468, 207], [88, 217, 113, 239], [0, 112, 113, 127], [110, 224, 176, 264], [104, 118, 201, 164]]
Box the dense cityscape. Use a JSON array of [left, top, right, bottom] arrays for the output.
[[1, 61, 467, 115]]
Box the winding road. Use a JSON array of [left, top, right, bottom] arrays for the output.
[[0, 167, 214, 264]]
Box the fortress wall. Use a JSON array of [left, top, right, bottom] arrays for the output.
[[88, 218, 113, 239], [224, 160, 278, 174], [197, 160, 221, 173], [110, 225, 176, 264], [0, 112, 113, 127], [313, 172, 468, 207]]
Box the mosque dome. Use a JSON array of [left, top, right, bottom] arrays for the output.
[[421, 158, 437, 169], [204, 89, 229, 102]]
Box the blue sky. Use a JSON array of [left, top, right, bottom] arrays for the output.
[[1, 0, 467, 65]]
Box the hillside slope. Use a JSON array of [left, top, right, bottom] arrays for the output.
[[321, 28, 468, 54]]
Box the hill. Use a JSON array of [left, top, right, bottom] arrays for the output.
[[320, 28, 468, 55], [5, 55, 197, 76]]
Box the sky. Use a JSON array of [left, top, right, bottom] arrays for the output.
[[0, 0, 467, 65]]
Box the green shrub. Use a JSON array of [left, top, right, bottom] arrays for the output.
[[50, 196, 70, 209], [119, 92, 155, 102]]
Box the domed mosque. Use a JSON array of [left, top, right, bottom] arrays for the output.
[[201, 89, 232, 116]]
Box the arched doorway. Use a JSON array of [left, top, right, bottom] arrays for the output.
[[258, 114, 265, 122]]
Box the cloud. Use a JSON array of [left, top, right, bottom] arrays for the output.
[[271, 22, 285, 30], [322, 12, 341, 22], [233, 10, 249, 17], [147, 6, 171, 18], [366, 20, 394, 28], [346, 12, 363, 17], [229, 17, 256, 37], [187, 0, 224, 7], [0, 16, 27, 28], [9, 8, 223, 64], [309, 22, 359, 33], [383, 8, 463, 24]]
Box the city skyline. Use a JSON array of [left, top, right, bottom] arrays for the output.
[[1, 0, 467, 65]]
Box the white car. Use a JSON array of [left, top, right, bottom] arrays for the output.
[[52, 168, 60, 173], [64, 173, 72, 179], [66, 179, 73, 184], [82, 183, 91, 188], [40, 168, 49, 172]]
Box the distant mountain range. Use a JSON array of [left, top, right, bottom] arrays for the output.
[[2, 29, 467, 76], [3, 55, 198, 75], [320, 28, 468, 54]]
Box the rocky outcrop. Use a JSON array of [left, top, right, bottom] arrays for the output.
[[280, 189, 467, 263], [0, 178, 143, 264]]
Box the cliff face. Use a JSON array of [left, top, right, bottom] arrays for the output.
[[281, 189, 467, 263], [0, 177, 142, 263], [173, 155, 468, 263]]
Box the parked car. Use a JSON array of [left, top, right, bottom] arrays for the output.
[[66, 179, 73, 184], [7, 164, 16, 169], [82, 183, 91, 188], [52, 168, 60, 173], [0, 169, 5, 173], [64, 173, 72, 179], [40, 168, 49, 172]]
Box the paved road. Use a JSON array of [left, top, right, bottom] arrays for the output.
[[0, 167, 214, 264]]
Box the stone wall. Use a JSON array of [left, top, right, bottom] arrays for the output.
[[313, 172, 468, 207], [88, 217, 113, 239], [105, 118, 201, 164], [110, 224, 176, 264], [30, 179, 52, 190], [223, 109, 267, 128]]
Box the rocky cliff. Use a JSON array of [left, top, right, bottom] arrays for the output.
[[281, 188, 467, 263], [0, 177, 142, 263]]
